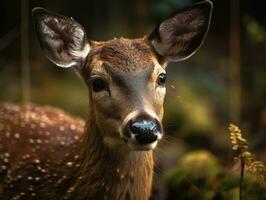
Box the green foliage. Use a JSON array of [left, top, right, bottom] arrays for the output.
[[216, 173, 266, 200], [164, 151, 222, 200], [244, 16, 266, 45], [164, 149, 266, 200]]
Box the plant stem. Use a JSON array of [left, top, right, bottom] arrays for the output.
[[240, 158, 245, 200]]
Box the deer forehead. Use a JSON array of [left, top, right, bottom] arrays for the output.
[[87, 38, 161, 75]]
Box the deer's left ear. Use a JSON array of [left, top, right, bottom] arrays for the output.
[[32, 7, 90, 68], [148, 0, 213, 63]]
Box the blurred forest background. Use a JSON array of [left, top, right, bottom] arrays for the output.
[[0, 0, 265, 199]]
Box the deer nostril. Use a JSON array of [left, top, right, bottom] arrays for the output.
[[130, 120, 157, 134], [129, 120, 159, 144]]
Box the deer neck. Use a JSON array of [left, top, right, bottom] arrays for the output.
[[66, 113, 154, 200]]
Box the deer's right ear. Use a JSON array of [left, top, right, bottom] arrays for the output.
[[32, 7, 90, 68]]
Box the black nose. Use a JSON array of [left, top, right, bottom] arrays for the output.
[[129, 118, 160, 144]]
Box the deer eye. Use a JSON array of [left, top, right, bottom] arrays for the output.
[[157, 73, 167, 86], [90, 76, 107, 92]]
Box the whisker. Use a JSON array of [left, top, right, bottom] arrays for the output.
[[163, 134, 177, 141], [160, 138, 175, 146]]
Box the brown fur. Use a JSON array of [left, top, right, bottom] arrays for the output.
[[0, 102, 153, 200], [0, 39, 159, 200], [96, 38, 154, 72]]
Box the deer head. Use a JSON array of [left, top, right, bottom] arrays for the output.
[[32, 1, 212, 151]]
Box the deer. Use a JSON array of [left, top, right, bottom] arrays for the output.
[[0, 1, 213, 199]]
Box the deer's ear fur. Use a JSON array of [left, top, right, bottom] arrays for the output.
[[148, 0, 213, 63], [32, 7, 90, 68]]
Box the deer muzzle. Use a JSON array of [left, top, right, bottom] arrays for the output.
[[122, 113, 163, 150]]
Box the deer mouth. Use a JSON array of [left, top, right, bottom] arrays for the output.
[[122, 132, 162, 151], [127, 140, 159, 151]]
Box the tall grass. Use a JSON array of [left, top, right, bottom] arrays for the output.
[[229, 124, 266, 199]]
